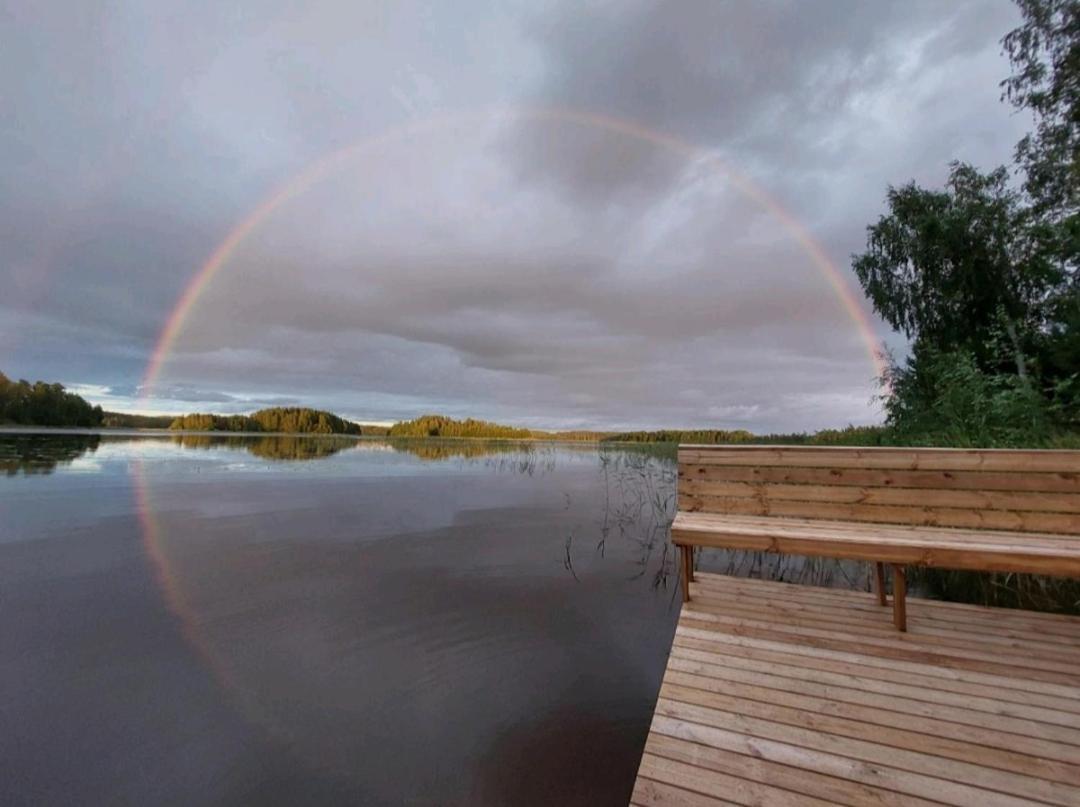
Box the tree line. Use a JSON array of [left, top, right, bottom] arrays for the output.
[[171, 433, 359, 459], [850, 0, 1078, 449], [169, 407, 367, 435], [0, 372, 103, 427], [831, 0, 1080, 611], [389, 414, 534, 439], [101, 412, 174, 429], [603, 426, 889, 446]]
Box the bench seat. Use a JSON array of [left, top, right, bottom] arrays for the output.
[[672, 512, 1080, 577], [672, 444, 1080, 631]]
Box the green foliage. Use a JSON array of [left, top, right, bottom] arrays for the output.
[[1002, 0, 1080, 216], [1, 433, 101, 475], [881, 347, 1061, 447], [100, 412, 175, 429], [1038, 282, 1080, 424], [845, 3, 1080, 613], [389, 439, 538, 460], [171, 433, 357, 460], [540, 430, 610, 441], [909, 566, 1080, 614], [874, 347, 1080, 613], [604, 429, 756, 444], [852, 162, 1066, 380], [389, 414, 532, 439], [389, 417, 611, 441], [168, 413, 258, 431], [387, 421, 889, 446], [601, 425, 889, 446], [0, 371, 103, 427], [249, 407, 362, 434], [357, 423, 391, 437], [785, 425, 892, 446], [169, 407, 364, 434], [849, 2, 1080, 444]]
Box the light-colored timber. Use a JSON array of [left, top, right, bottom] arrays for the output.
[[671, 512, 1080, 576], [676, 446, 1080, 535], [672, 445, 1080, 630], [630, 573, 1080, 807], [678, 445, 1080, 473]]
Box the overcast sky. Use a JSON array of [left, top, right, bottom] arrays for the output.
[[1, 1, 1029, 432]]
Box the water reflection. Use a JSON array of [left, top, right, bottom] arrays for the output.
[[0, 432, 856, 805], [1, 430, 661, 470], [0, 433, 101, 475], [704, 544, 865, 589], [169, 433, 601, 465], [389, 438, 552, 463], [0, 432, 849, 592], [171, 433, 360, 460], [594, 446, 677, 590], [120, 435, 680, 804]]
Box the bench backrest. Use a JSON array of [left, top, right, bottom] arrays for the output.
[[678, 445, 1080, 535]]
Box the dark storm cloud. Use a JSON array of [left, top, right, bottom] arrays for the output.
[[0, 1, 1028, 430], [509, 0, 1019, 201]]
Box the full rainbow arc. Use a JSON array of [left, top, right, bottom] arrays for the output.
[[139, 105, 884, 401], [131, 105, 887, 735]]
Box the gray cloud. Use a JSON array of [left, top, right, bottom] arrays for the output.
[[141, 385, 239, 404], [508, 1, 1019, 202], [1, 1, 1027, 431]]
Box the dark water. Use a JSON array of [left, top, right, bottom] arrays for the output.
[[0, 433, 683, 806]]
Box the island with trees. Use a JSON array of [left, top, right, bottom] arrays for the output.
[[389, 414, 533, 439], [168, 407, 373, 435]]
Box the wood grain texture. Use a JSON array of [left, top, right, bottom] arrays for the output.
[[678, 478, 1080, 513], [672, 446, 1080, 576], [677, 493, 1080, 533], [629, 574, 1080, 807], [676, 446, 1080, 540], [678, 445, 1080, 474], [671, 512, 1080, 576], [680, 463, 1080, 494]]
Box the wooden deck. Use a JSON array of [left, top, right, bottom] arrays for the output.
[[631, 573, 1080, 806]]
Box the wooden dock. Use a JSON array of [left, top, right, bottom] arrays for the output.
[[631, 573, 1080, 806]]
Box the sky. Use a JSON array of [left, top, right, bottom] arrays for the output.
[[0, 1, 1031, 432]]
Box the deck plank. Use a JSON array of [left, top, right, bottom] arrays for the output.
[[630, 573, 1080, 806]]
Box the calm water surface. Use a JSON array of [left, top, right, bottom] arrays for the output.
[[1, 433, 683, 806]]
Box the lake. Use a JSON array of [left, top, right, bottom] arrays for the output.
[[1, 433, 687, 806]]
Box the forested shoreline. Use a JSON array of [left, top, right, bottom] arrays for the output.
[[0, 372, 104, 428], [0, 385, 896, 443], [168, 407, 374, 435]]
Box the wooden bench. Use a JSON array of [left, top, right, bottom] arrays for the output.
[[672, 445, 1080, 630]]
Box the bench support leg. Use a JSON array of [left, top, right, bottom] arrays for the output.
[[874, 562, 887, 606], [891, 565, 907, 632], [679, 545, 691, 603]]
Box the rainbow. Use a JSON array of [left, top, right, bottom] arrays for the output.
[[132, 457, 299, 743], [132, 110, 884, 735], [139, 105, 884, 400]]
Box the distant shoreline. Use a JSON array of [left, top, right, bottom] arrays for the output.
[[0, 425, 891, 446], [0, 426, 613, 444]]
